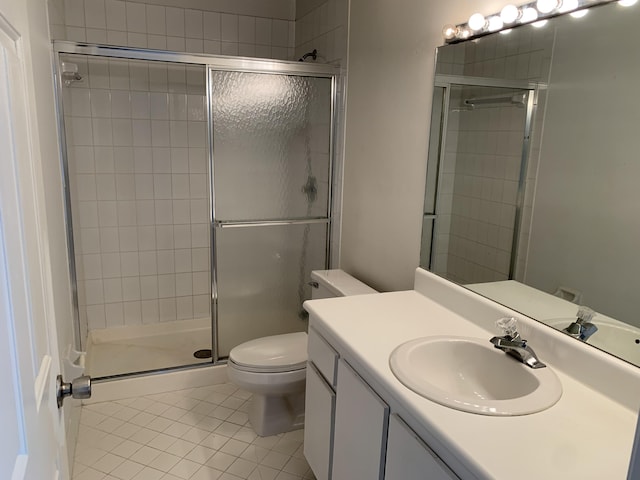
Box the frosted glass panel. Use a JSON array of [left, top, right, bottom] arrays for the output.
[[211, 71, 332, 221], [216, 223, 327, 357]]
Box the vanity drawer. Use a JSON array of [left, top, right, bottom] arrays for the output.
[[308, 327, 338, 387]]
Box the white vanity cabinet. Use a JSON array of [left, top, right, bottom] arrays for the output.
[[304, 328, 338, 480], [332, 359, 389, 479], [385, 414, 458, 479], [305, 327, 459, 480]]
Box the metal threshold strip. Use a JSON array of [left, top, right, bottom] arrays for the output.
[[215, 218, 330, 228]]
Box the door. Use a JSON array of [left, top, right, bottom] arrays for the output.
[[210, 69, 334, 358], [0, 6, 68, 480]]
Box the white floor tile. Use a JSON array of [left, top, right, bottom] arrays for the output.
[[73, 383, 315, 480]]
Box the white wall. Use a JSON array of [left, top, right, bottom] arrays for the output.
[[340, 0, 506, 291], [524, 5, 640, 327]]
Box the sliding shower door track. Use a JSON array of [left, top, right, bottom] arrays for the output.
[[215, 218, 330, 229]]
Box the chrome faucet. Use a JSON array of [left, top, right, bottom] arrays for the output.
[[563, 306, 598, 342], [490, 317, 546, 369]]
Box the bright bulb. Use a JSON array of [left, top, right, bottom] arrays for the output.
[[442, 24, 457, 39], [559, 0, 579, 12], [457, 27, 471, 39], [532, 19, 549, 27], [536, 0, 560, 14], [468, 13, 487, 31], [487, 16, 504, 31], [619, 0, 638, 6], [520, 7, 539, 23], [500, 4, 520, 23], [570, 9, 588, 17]]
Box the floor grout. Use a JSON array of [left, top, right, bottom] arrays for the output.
[[73, 383, 315, 480]]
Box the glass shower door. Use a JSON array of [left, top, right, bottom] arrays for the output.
[[210, 70, 333, 358]]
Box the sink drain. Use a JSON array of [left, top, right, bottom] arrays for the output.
[[193, 349, 212, 359]]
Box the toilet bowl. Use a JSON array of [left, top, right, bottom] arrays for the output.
[[227, 269, 376, 437]]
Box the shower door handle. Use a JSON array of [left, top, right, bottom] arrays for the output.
[[308, 281, 319, 288], [56, 374, 92, 408]]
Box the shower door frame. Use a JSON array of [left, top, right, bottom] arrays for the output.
[[427, 74, 539, 280], [53, 41, 341, 378]]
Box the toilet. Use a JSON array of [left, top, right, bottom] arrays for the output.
[[227, 269, 377, 436]]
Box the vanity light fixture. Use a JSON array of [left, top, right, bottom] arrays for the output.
[[500, 4, 521, 23], [443, 0, 625, 43], [468, 13, 488, 31], [570, 9, 589, 16]]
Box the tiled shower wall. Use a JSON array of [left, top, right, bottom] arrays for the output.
[[432, 26, 555, 284], [49, 0, 296, 60], [63, 55, 210, 340], [294, 0, 349, 65]]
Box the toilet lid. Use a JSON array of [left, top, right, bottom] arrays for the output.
[[229, 332, 308, 372]]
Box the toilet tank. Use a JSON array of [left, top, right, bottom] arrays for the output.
[[310, 269, 377, 299]]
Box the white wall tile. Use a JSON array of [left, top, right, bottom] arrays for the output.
[[175, 273, 192, 296], [126, 2, 146, 33], [146, 4, 166, 35], [156, 225, 174, 250], [134, 147, 153, 173], [122, 277, 141, 301], [157, 250, 175, 274], [220, 14, 238, 42], [238, 16, 255, 44], [85, 0, 106, 29], [105, 0, 126, 31], [138, 226, 156, 251], [98, 201, 118, 227], [120, 252, 140, 277], [105, 302, 124, 328], [148, 35, 167, 50], [123, 301, 142, 325], [165, 7, 185, 37], [185, 9, 203, 39], [166, 36, 186, 52], [141, 299, 159, 323], [203, 12, 221, 41], [140, 275, 158, 300], [119, 226, 138, 251], [104, 278, 123, 303], [65, 0, 86, 27]]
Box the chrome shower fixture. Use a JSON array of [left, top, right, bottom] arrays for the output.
[[298, 49, 318, 62], [61, 61, 83, 86]]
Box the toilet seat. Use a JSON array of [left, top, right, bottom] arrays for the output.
[[229, 332, 307, 373]]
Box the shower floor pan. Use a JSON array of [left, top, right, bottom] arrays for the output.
[[85, 317, 212, 378]]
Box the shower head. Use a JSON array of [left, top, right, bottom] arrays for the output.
[[298, 49, 318, 62]]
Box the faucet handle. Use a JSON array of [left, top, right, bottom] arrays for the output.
[[496, 317, 519, 338], [577, 306, 595, 323]]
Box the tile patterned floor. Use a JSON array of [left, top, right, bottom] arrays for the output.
[[73, 383, 315, 480]]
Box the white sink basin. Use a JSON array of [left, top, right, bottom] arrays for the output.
[[389, 336, 562, 416], [546, 318, 640, 367]]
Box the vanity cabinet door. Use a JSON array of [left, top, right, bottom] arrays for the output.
[[332, 359, 389, 480], [385, 414, 459, 480], [304, 362, 335, 480]]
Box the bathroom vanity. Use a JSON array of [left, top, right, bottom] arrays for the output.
[[303, 269, 640, 479]]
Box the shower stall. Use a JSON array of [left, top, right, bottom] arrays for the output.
[[55, 42, 339, 380]]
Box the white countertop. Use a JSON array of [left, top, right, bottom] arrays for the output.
[[304, 270, 639, 480]]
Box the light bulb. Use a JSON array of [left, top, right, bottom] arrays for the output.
[[619, 0, 638, 6], [442, 24, 457, 39], [559, 0, 579, 12], [536, 0, 560, 14], [532, 19, 548, 27], [487, 16, 504, 31], [500, 4, 520, 23], [520, 7, 539, 23], [570, 9, 589, 17], [457, 27, 471, 39], [468, 13, 487, 31]]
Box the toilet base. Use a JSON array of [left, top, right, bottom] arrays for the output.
[[248, 390, 306, 437]]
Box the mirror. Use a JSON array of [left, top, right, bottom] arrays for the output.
[[421, 1, 640, 367]]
